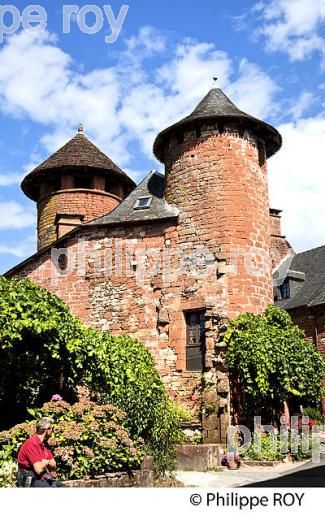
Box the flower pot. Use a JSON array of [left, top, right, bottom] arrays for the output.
[[227, 460, 238, 470]]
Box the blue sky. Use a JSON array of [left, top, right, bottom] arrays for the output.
[[0, 0, 324, 273]]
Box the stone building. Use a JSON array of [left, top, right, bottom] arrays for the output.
[[273, 239, 325, 413], [6, 87, 319, 441]]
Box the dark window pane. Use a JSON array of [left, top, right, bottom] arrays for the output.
[[186, 346, 203, 371], [75, 176, 92, 189], [185, 311, 206, 371], [134, 197, 151, 210], [280, 278, 290, 300], [138, 197, 151, 208]]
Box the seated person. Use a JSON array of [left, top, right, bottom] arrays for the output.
[[17, 417, 62, 487]]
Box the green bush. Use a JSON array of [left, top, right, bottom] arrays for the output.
[[303, 407, 323, 423], [225, 305, 324, 412], [146, 399, 186, 474], [0, 276, 81, 426], [0, 393, 144, 481], [0, 452, 17, 487], [243, 431, 313, 462], [0, 277, 183, 474], [78, 327, 166, 438]]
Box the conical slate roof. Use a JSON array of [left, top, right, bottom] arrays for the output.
[[21, 131, 135, 200], [153, 88, 282, 161]]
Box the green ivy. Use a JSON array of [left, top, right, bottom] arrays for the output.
[[225, 305, 324, 410]]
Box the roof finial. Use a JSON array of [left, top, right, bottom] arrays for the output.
[[78, 123, 84, 134], [213, 77, 218, 85]]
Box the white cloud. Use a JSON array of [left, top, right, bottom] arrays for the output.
[[288, 91, 315, 119], [227, 59, 280, 119], [0, 233, 36, 258], [269, 114, 325, 252], [0, 29, 279, 169], [157, 41, 232, 99], [0, 201, 35, 230], [2, 26, 324, 256], [0, 172, 23, 186], [126, 26, 166, 55], [253, 0, 325, 63]]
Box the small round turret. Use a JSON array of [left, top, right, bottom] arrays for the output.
[[21, 127, 135, 250]]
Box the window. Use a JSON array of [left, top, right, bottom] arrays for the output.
[[74, 176, 92, 189], [57, 253, 68, 272], [185, 310, 206, 371], [279, 278, 290, 300], [176, 131, 184, 144], [195, 125, 202, 138], [258, 141, 266, 167], [53, 178, 61, 191], [134, 196, 152, 210]]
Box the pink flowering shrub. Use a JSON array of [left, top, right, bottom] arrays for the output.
[[0, 390, 144, 481]]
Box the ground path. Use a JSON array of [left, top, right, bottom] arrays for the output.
[[176, 457, 325, 487]]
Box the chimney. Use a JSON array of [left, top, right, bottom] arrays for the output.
[[269, 208, 283, 237], [269, 208, 295, 268]]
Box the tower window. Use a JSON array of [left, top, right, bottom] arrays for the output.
[[57, 253, 68, 272], [185, 310, 206, 372], [53, 178, 61, 191], [258, 141, 266, 167], [134, 196, 152, 210], [74, 176, 92, 189], [176, 132, 184, 144], [107, 179, 124, 198]]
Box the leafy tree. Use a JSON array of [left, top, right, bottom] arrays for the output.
[[0, 276, 81, 426], [225, 305, 324, 418]]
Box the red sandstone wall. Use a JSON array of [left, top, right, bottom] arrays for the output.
[[9, 124, 278, 440], [8, 223, 207, 416], [37, 189, 121, 250], [164, 123, 273, 318]]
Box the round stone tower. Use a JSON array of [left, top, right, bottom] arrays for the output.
[[21, 125, 135, 250], [154, 88, 282, 316]]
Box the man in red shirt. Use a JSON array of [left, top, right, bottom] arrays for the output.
[[17, 417, 58, 487]]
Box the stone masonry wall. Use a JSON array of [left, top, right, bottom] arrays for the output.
[[8, 222, 215, 425], [269, 212, 295, 268], [164, 123, 273, 318]]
